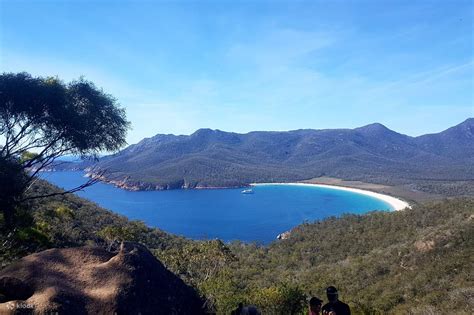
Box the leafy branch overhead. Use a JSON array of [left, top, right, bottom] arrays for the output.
[[0, 72, 129, 227]]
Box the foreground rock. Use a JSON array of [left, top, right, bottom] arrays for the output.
[[0, 243, 204, 314]]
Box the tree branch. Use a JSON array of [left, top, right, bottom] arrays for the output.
[[2, 120, 35, 155], [22, 134, 65, 168], [20, 169, 106, 202]]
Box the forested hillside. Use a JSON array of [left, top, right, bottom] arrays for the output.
[[73, 119, 474, 190], [1, 180, 472, 314]]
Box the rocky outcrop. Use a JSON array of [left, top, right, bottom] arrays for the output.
[[86, 171, 245, 191], [277, 230, 291, 240], [414, 240, 435, 253], [0, 243, 204, 314], [85, 172, 143, 191]]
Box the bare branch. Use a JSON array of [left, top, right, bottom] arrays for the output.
[[3, 120, 35, 153], [23, 160, 78, 194], [20, 169, 107, 202], [26, 154, 62, 182], [22, 134, 65, 168]]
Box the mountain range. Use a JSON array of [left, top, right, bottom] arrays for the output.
[[76, 118, 473, 190]]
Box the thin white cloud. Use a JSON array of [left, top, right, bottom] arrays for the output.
[[2, 21, 471, 140], [226, 28, 334, 70]]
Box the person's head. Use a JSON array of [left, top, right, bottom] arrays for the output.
[[309, 297, 322, 313], [326, 286, 339, 302]]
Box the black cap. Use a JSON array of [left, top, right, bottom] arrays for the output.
[[326, 286, 338, 295]]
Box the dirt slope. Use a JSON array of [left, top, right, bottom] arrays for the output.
[[0, 242, 204, 314]]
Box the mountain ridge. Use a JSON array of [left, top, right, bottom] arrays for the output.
[[71, 119, 474, 190]]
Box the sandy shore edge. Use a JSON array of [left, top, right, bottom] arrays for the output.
[[251, 182, 411, 211]]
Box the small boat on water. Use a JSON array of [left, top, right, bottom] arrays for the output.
[[241, 189, 254, 194]]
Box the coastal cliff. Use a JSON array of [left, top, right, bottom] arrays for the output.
[[85, 170, 248, 191]]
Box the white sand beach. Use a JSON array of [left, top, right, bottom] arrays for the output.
[[251, 182, 411, 211]]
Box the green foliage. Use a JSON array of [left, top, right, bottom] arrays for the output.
[[54, 205, 75, 219], [97, 226, 133, 242], [250, 283, 306, 314], [0, 203, 50, 266], [154, 239, 242, 313], [224, 198, 474, 314], [199, 269, 246, 314], [19, 151, 39, 164], [1, 180, 472, 314], [0, 72, 129, 229], [15, 227, 50, 246], [165, 240, 233, 278], [0, 72, 129, 155], [97, 224, 145, 250], [0, 157, 29, 227]]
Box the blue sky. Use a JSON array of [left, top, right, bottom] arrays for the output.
[[1, 0, 473, 144]]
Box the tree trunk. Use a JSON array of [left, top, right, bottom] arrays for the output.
[[1, 201, 16, 230]]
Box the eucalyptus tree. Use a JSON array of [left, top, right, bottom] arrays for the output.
[[0, 72, 129, 228]]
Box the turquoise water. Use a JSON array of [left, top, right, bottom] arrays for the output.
[[41, 171, 392, 243]]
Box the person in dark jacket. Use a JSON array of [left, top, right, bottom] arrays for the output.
[[231, 303, 243, 315], [322, 286, 351, 315]]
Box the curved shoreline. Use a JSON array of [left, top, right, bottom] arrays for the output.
[[51, 170, 411, 210], [251, 182, 411, 211]]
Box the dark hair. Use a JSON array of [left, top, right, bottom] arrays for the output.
[[326, 286, 338, 295], [309, 297, 323, 306]]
